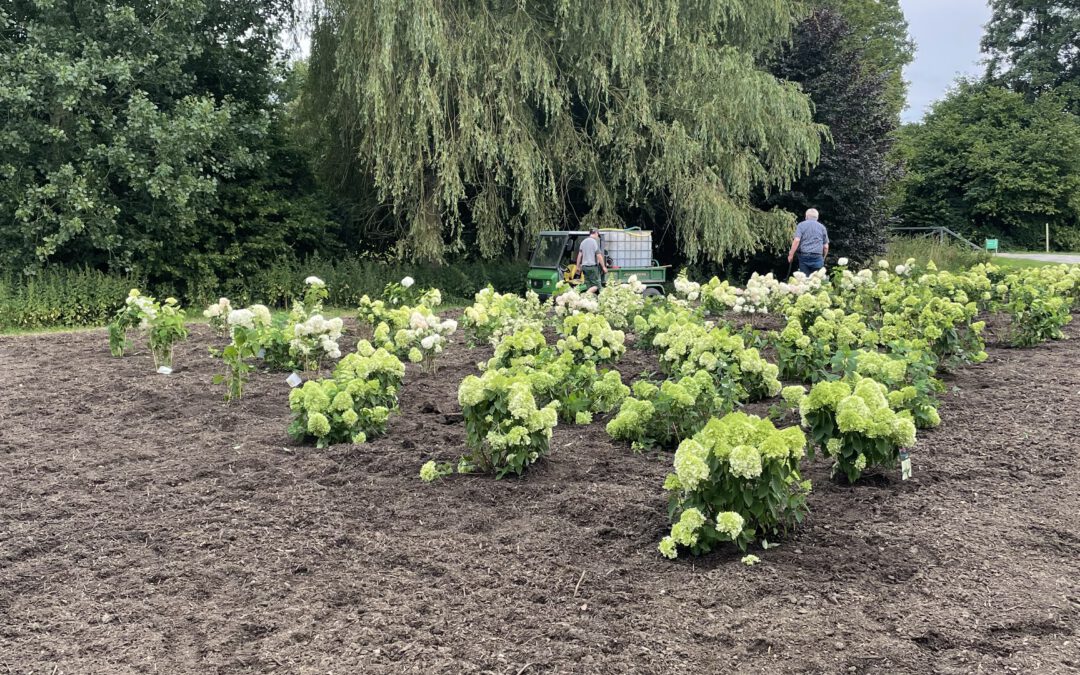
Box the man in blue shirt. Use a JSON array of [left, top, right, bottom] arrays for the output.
[[787, 209, 829, 276]]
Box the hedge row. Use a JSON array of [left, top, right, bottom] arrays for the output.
[[0, 257, 530, 332]]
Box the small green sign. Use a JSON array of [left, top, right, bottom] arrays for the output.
[[985, 238, 999, 251]]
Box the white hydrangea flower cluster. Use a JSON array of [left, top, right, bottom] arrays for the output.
[[553, 288, 600, 318], [392, 309, 458, 373], [837, 267, 877, 292], [227, 308, 255, 329], [597, 278, 646, 329], [733, 272, 780, 314], [290, 314, 345, 368], [224, 304, 273, 331], [780, 268, 828, 297], [673, 271, 701, 301], [125, 290, 158, 328], [203, 297, 233, 333]]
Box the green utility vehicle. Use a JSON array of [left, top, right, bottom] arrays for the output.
[[526, 229, 667, 299]]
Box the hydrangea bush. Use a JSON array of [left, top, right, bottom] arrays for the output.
[[632, 301, 700, 349], [494, 349, 630, 425], [606, 372, 731, 451], [596, 277, 647, 330], [774, 310, 877, 382], [108, 289, 189, 369], [108, 288, 158, 357], [1004, 281, 1073, 347], [202, 297, 233, 336], [147, 297, 188, 368], [792, 378, 917, 483], [556, 313, 626, 365], [653, 321, 781, 402], [208, 303, 275, 400], [463, 286, 546, 345], [288, 341, 405, 448], [659, 412, 810, 557], [458, 370, 559, 477], [484, 326, 548, 371], [832, 347, 943, 429]]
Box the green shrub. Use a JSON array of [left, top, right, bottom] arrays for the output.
[[1, 257, 529, 331], [886, 237, 990, 272], [0, 267, 144, 331], [606, 372, 732, 451], [457, 369, 559, 478], [287, 342, 405, 448], [660, 412, 810, 557], [792, 379, 917, 483]]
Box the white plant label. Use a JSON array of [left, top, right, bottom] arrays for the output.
[[286, 372, 303, 388], [257, 348, 266, 359], [156, 366, 173, 375], [901, 458, 912, 481]]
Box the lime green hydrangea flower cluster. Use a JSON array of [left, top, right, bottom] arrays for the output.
[[556, 313, 626, 364], [700, 277, 739, 314], [632, 303, 699, 348], [653, 322, 781, 403], [458, 369, 560, 478], [833, 348, 943, 430], [485, 326, 548, 371], [287, 341, 405, 448], [463, 286, 547, 345], [606, 371, 729, 451], [660, 412, 809, 558], [795, 378, 917, 483], [1000, 267, 1075, 347], [879, 294, 986, 369]]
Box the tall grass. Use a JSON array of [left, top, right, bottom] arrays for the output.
[[886, 236, 991, 271]]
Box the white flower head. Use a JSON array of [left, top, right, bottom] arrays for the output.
[[837, 257, 849, 266], [305, 276, 325, 286], [249, 304, 272, 327], [401, 276, 415, 289], [227, 308, 255, 329]]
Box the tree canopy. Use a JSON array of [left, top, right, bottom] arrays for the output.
[[898, 83, 1080, 250], [0, 0, 334, 294], [983, 0, 1080, 111], [303, 0, 826, 264], [817, 0, 914, 116], [764, 7, 899, 262]]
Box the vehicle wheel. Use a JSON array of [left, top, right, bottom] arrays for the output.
[[643, 286, 664, 298]]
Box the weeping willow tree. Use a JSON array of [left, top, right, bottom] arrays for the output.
[[303, 1, 825, 263]]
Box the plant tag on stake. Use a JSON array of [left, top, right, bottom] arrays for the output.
[[257, 348, 266, 359], [900, 451, 912, 481], [157, 366, 173, 375], [286, 372, 303, 388]]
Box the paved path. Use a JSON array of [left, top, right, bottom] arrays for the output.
[[996, 252, 1080, 264]]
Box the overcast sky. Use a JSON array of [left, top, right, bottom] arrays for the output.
[[901, 0, 993, 123]]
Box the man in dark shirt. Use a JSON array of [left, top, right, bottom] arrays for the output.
[[787, 209, 829, 276]]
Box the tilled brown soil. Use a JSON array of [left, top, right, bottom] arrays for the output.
[[1, 319, 1079, 674]]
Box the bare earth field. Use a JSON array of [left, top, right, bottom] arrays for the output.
[[1, 318, 1079, 673]]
